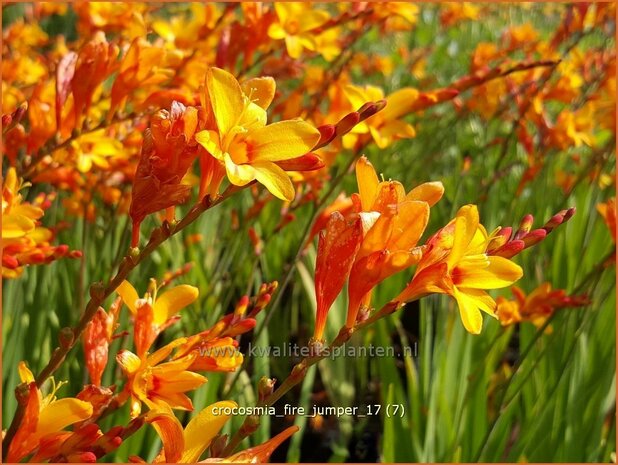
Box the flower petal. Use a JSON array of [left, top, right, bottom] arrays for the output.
[[355, 156, 380, 211], [252, 161, 296, 201], [117, 280, 139, 315], [38, 399, 93, 436], [241, 76, 276, 110], [224, 154, 256, 186], [206, 67, 244, 136], [153, 285, 198, 325], [406, 181, 444, 206], [456, 256, 523, 289], [116, 350, 142, 374], [247, 120, 320, 162], [181, 401, 237, 463], [453, 287, 483, 335]]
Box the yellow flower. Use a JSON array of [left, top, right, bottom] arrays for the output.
[[343, 84, 418, 149], [396, 205, 523, 334], [195, 67, 320, 201], [6, 363, 93, 462], [267, 3, 330, 59]]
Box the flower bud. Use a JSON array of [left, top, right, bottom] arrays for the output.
[[258, 376, 276, 401], [59, 327, 75, 349], [89, 282, 106, 301]]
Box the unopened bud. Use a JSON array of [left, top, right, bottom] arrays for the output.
[[522, 229, 547, 247], [235, 295, 250, 317], [59, 327, 75, 349], [514, 214, 534, 239], [89, 282, 106, 301], [258, 376, 276, 401], [335, 112, 361, 137], [128, 247, 140, 262]]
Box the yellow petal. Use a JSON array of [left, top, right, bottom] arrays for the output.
[[274, 2, 298, 24], [117, 280, 139, 315], [267, 22, 287, 40], [241, 77, 276, 110], [2, 213, 35, 238], [355, 156, 379, 211], [18, 361, 35, 383], [247, 120, 320, 162], [153, 284, 198, 325], [285, 34, 303, 59], [456, 256, 523, 289], [207, 67, 244, 136], [224, 154, 256, 186], [116, 350, 142, 374], [253, 161, 295, 201], [298, 10, 330, 32], [406, 181, 444, 207], [239, 101, 267, 130], [453, 288, 483, 335], [383, 88, 419, 121], [181, 401, 237, 463], [447, 205, 479, 267], [11, 204, 44, 220], [343, 84, 371, 111], [195, 130, 225, 161], [37, 398, 93, 436], [458, 288, 497, 317]]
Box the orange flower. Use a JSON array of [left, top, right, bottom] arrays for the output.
[[117, 339, 206, 418], [345, 157, 442, 328], [343, 84, 418, 149], [313, 212, 363, 341], [83, 297, 122, 386], [396, 205, 523, 334], [116, 279, 199, 357], [6, 363, 93, 462], [2, 168, 81, 278], [109, 38, 173, 119], [129, 101, 200, 247], [141, 401, 235, 463], [496, 283, 589, 328], [71, 32, 118, 129]]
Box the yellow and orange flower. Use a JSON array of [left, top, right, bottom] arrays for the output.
[[143, 401, 236, 463], [6, 363, 93, 462], [496, 283, 589, 328], [343, 84, 418, 149], [195, 67, 320, 202], [267, 3, 330, 59], [396, 205, 523, 334], [346, 156, 443, 328], [117, 279, 199, 357], [2, 168, 81, 278]]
